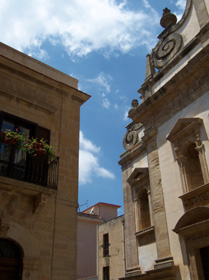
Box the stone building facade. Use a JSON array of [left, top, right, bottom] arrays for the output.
[[0, 43, 90, 280], [119, 0, 209, 279], [98, 215, 125, 280]]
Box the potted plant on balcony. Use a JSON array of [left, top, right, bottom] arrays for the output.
[[1, 129, 23, 148], [0, 130, 55, 157], [23, 138, 54, 157]]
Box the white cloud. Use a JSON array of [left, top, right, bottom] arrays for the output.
[[175, 0, 186, 21], [123, 109, 129, 121], [88, 73, 111, 93], [102, 98, 111, 109], [79, 131, 115, 185], [87, 72, 113, 109], [0, 0, 159, 58], [80, 131, 101, 153], [114, 104, 119, 110], [176, 0, 186, 10]]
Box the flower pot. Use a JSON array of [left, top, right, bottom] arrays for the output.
[[3, 138, 17, 145], [34, 143, 44, 155]]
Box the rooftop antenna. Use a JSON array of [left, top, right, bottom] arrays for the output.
[[78, 200, 89, 212]]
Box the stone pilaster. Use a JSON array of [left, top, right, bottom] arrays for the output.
[[193, 0, 209, 28], [146, 137, 172, 268], [122, 165, 141, 275]]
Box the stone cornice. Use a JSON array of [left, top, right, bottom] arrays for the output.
[[118, 142, 146, 167]]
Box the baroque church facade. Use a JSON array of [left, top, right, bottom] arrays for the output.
[[119, 0, 209, 279]]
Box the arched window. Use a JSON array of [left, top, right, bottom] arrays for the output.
[[0, 238, 23, 280]]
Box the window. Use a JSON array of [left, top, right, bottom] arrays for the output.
[[103, 266, 109, 280], [127, 168, 152, 232], [103, 233, 109, 257], [0, 112, 37, 179], [0, 112, 56, 187], [182, 143, 204, 190], [200, 246, 209, 279], [167, 118, 209, 193], [137, 189, 151, 230]]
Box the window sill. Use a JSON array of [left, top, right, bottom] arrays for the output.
[[135, 226, 155, 246], [103, 255, 110, 258], [135, 226, 155, 237]]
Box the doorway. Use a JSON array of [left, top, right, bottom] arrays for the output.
[[200, 246, 209, 280], [0, 238, 23, 280]]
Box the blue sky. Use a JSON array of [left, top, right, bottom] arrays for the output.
[[0, 0, 186, 214]]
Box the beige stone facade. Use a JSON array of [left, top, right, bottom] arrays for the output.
[[0, 43, 90, 280], [98, 215, 124, 280], [119, 0, 209, 279]]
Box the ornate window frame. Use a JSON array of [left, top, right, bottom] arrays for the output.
[[167, 118, 209, 193], [127, 168, 152, 233]]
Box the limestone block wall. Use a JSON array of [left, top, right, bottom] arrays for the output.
[[98, 215, 125, 280], [0, 43, 89, 280], [120, 1, 209, 279], [157, 92, 209, 279]]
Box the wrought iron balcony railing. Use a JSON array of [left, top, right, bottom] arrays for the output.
[[0, 144, 59, 189]]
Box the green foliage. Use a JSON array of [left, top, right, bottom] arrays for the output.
[[0, 129, 55, 157]]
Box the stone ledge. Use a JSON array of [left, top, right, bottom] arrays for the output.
[[120, 265, 176, 280], [135, 226, 155, 238], [0, 175, 56, 196]]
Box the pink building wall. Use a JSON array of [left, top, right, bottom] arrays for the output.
[[76, 203, 120, 280]]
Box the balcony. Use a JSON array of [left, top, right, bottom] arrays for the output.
[[0, 145, 59, 190]]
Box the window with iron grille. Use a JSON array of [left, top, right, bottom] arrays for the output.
[[103, 233, 109, 257], [0, 112, 58, 189]]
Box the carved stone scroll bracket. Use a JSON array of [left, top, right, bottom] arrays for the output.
[[123, 122, 142, 150], [151, 33, 183, 69], [33, 193, 47, 214], [0, 218, 10, 237]]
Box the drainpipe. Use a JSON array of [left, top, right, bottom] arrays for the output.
[[122, 217, 126, 277]]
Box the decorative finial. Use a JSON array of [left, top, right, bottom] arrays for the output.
[[160, 7, 177, 29], [163, 8, 171, 15], [128, 99, 139, 115], [131, 99, 139, 108]]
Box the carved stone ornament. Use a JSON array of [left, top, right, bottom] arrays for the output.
[[160, 8, 177, 29], [151, 32, 182, 69], [128, 99, 139, 115], [0, 218, 10, 236], [123, 123, 142, 150]]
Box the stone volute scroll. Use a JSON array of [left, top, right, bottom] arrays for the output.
[[123, 123, 139, 150], [0, 218, 10, 237], [151, 8, 183, 69], [123, 99, 142, 150]]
